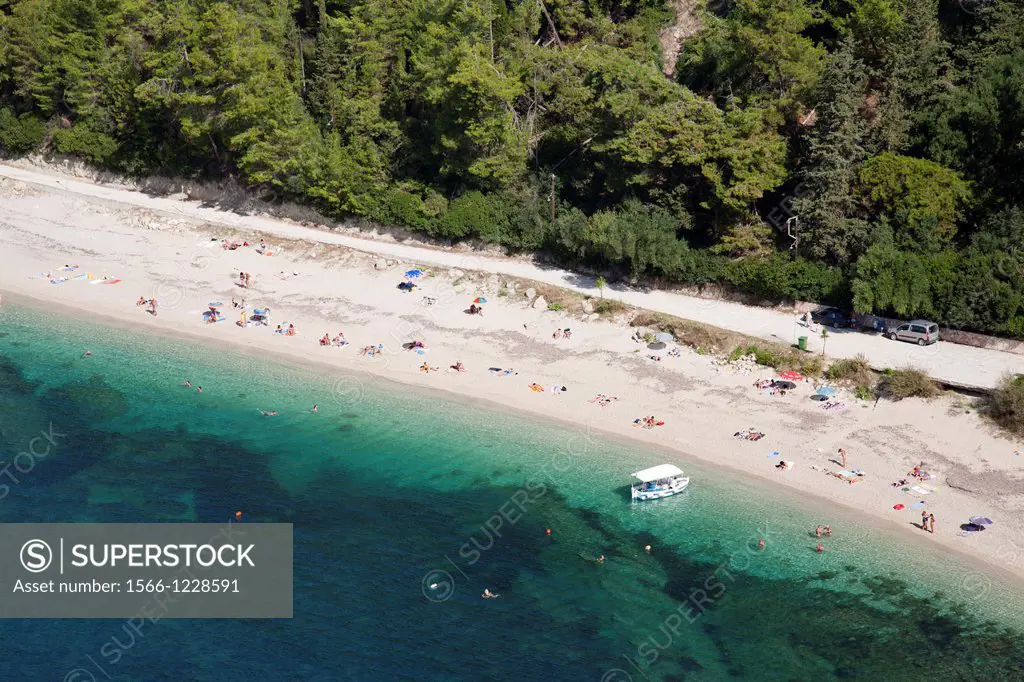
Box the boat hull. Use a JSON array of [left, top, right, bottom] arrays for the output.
[[631, 478, 689, 501]]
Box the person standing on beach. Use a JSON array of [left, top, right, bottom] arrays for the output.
[[921, 511, 929, 530], [839, 448, 847, 468], [929, 514, 936, 534]]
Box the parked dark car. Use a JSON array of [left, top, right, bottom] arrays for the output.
[[811, 307, 854, 329]]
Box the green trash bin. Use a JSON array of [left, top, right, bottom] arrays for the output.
[[798, 336, 808, 351]]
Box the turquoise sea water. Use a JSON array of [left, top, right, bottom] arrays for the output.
[[1, 300, 1023, 681]]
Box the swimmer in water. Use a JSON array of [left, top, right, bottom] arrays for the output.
[[312, 404, 318, 413], [597, 555, 605, 564], [196, 386, 203, 393], [183, 380, 192, 388], [758, 538, 766, 550], [82, 350, 92, 358], [816, 544, 824, 553], [482, 589, 499, 599], [261, 410, 279, 416]]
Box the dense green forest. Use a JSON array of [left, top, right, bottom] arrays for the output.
[[0, 0, 1022, 334]]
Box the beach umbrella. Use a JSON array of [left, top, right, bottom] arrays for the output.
[[778, 370, 804, 381], [654, 332, 674, 343], [404, 269, 423, 278], [816, 386, 837, 397], [474, 297, 488, 304], [969, 517, 994, 525], [208, 301, 223, 307], [647, 341, 666, 350]]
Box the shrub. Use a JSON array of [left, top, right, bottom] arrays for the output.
[[593, 299, 628, 316], [878, 368, 940, 400], [631, 311, 736, 354], [547, 302, 563, 311], [438, 191, 496, 240], [826, 354, 875, 392], [723, 254, 847, 304], [0, 108, 45, 154], [50, 124, 118, 164], [793, 354, 824, 377], [985, 374, 1024, 435], [371, 187, 435, 232]]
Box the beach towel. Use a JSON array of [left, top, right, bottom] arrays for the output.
[[907, 485, 935, 497], [910, 501, 926, 510]]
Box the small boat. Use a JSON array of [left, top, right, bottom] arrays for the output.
[[631, 464, 689, 501]]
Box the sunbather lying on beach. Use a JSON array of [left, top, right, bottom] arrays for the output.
[[633, 416, 662, 429], [450, 362, 466, 372], [360, 344, 384, 357], [420, 362, 437, 373]]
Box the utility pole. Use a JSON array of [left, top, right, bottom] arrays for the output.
[[550, 173, 556, 223], [786, 216, 800, 259]]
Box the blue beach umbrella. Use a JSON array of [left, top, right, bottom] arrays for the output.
[[404, 269, 423, 278], [208, 301, 224, 307], [474, 297, 488, 304], [969, 517, 994, 525], [654, 332, 674, 343], [816, 386, 837, 397]]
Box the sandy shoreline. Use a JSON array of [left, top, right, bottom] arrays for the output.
[[2, 173, 1024, 594], [4, 161, 1024, 389]]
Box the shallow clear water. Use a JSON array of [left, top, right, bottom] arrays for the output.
[[0, 302, 1022, 681]]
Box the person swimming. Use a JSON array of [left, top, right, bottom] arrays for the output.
[[183, 379, 192, 388], [82, 350, 92, 358], [261, 410, 279, 416], [196, 386, 203, 393], [482, 589, 499, 599], [312, 404, 318, 413], [597, 555, 605, 564]]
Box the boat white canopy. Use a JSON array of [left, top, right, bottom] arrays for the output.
[[632, 464, 684, 482]]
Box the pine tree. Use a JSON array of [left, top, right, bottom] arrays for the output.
[[792, 40, 872, 264]]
